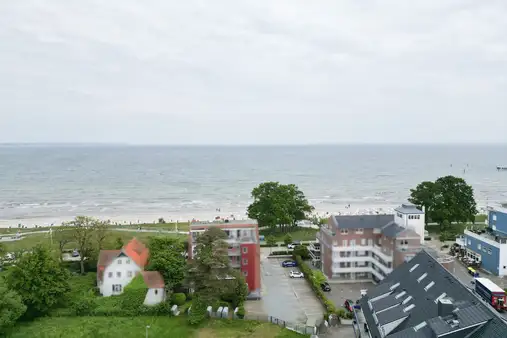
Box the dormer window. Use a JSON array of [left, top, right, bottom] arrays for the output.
[[355, 228, 364, 234], [126, 259, 130, 264], [340, 229, 348, 235], [117, 259, 122, 264]]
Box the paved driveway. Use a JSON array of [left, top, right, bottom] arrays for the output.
[[326, 281, 374, 311], [254, 256, 324, 325]]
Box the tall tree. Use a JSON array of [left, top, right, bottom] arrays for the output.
[[147, 237, 186, 290], [52, 226, 72, 262], [93, 220, 109, 250], [409, 176, 477, 229], [70, 216, 97, 274], [408, 181, 436, 225], [247, 182, 314, 232], [5, 245, 70, 319], [187, 227, 232, 324], [0, 286, 26, 333]]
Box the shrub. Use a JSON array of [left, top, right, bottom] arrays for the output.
[[72, 295, 97, 316], [293, 245, 310, 260], [269, 251, 291, 256], [237, 305, 245, 319], [171, 293, 186, 306], [283, 233, 293, 246]]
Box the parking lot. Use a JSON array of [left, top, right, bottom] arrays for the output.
[[326, 281, 374, 311], [256, 257, 324, 325]]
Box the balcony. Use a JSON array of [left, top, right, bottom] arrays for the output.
[[228, 247, 241, 256], [331, 256, 392, 275], [332, 245, 393, 263], [331, 265, 385, 281], [229, 259, 241, 268]]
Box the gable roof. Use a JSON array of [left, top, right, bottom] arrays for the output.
[[395, 204, 424, 214], [97, 250, 121, 282], [361, 250, 507, 338], [332, 214, 394, 230], [140, 271, 165, 288], [123, 237, 149, 268], [381, 222, 405, 237]]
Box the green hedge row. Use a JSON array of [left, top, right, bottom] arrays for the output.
[[293, 255, 348, 319], [268, 251, 292, 256]]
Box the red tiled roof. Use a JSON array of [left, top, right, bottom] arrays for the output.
[[140, 271, 165, 288], [123, 237, 150, 268]]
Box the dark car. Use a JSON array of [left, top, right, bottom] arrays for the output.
[[320, 282, 331, 292], [281, 260, 297, 267]]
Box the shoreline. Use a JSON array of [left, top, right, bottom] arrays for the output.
[[0, 204, 400, 228], [0, 203, 489, 229]]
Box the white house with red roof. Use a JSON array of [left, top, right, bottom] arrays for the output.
[[97, 238, 165, 305]]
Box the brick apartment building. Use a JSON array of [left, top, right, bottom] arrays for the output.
[[188, 220, 261, 298], [318, 204, 425, 283]]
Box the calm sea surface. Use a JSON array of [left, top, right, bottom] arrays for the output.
[[0, 144, 506, 223]]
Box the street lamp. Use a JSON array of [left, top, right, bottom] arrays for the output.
[[145, 325, 150, 338]]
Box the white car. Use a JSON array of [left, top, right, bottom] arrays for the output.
[[289, 270, 304, 278]]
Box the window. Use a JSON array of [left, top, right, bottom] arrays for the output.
[[478, 243, 481, 250], [350, 240, 356, 246], [361, 238, 366, 245], [342, 240, 348, 246], [242, 247, 248, 254], [435, 293, 447, 304], [243, 270, 248, 277], [417, 273, 428, 283], [155, 290, 158, 295], [108, 272, 113, 278], [482, 247, 487, 253], [117, 259, 122, 264], [493, 214, 497, 221], [112, 284, 122, 292], [340, 229, 348, 234], [243, 259, 248, 265], [467, 239, 471, 245], [424, 281, 435, 291], [356, 228, 364, 234], [126, 259, 130, 264], [128, 271, 133, 277], [117, 271, 121, 278], [409, 264, 419, 272]]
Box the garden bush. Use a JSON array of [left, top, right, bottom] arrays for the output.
[[236, 305, 245, 319], [171, 293, 187, 306], [268, 251, 291, 256]]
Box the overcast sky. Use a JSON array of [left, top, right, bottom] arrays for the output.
[[0, 0, 506, 145]]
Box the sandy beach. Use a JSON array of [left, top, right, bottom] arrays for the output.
[[0, 204, 404, 228]]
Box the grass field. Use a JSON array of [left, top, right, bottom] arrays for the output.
[[259, 227, 318, 242], [1, 230, 186, 252], [6, 317, 307, 338]]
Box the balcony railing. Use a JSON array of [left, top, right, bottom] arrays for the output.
[[332, 256, 393, 275], [331, 266, 385, 281], [228, 248, 241, 256], [332, 245, 393, 263], [229, 259, 241, 268]]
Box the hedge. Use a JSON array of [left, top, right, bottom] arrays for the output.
[[293, 255, 348, 318], [268, 251, 292, 256]]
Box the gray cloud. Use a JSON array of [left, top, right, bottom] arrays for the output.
[[1, 0, 506, 144]]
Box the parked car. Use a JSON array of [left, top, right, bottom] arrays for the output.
[[320, 282, 331, 292], [344, 299, 354, 312], [281, 260, 297, 267], [72, 249, 80, 257], [289, 270, 304, 278], [287, 241, 302, 249]]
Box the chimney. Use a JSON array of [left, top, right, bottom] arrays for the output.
[[438, 298, 454, 317]]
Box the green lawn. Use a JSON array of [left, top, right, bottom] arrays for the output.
[[6, 317, 307, 338], [259, 227, 318, 242], [1, 230, 186, 252]]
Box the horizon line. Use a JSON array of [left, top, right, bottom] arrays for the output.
[[1, 141, 507, 147]]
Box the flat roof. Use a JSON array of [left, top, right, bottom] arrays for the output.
[[475, 278, 504, 293], [395, 204, 425, 214]]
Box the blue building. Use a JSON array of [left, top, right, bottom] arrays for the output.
[[461, 204, 507, 276]]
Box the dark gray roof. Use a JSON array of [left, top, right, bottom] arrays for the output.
[[333, 214, 393, 229], [371, 293, 404, 312], [381, 222, 405, 237], [465, 317, 507, 338], [360, 250, 507, 338], [395, 204, 424, 214], [376, 305, 411, 326], [368, 282, 394, 299]]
